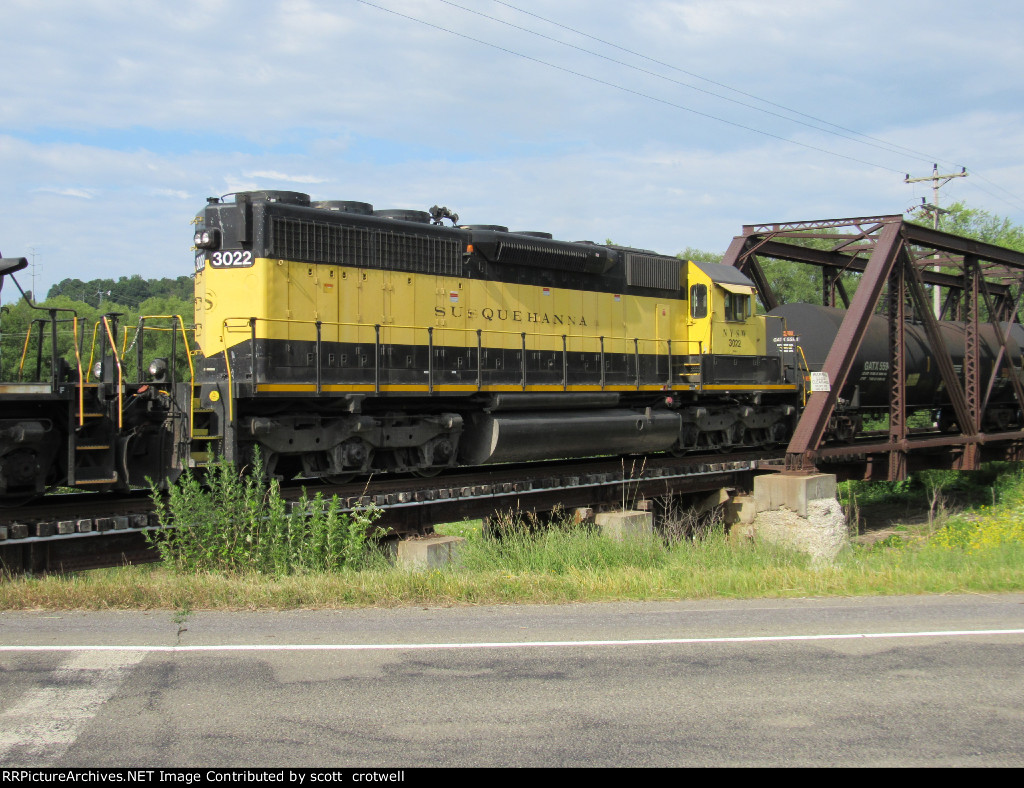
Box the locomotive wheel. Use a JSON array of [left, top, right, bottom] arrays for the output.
[[412, 467, 443, 478], [323, 473, 356, 485]]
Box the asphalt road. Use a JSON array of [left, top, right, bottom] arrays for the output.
[[2, 594, 1023, 767]]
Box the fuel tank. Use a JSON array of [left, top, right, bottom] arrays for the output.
[[459, 409, 681, 465], [768, 303, 1024, 408]]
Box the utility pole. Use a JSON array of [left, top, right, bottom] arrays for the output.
[[905, 164, 968, 317], [28, 248, 40, 301]]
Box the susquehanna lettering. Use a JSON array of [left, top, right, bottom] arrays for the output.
[[434, 306, 587, 327]]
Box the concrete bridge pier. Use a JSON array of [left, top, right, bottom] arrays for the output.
[[727, 473, 847, 565]]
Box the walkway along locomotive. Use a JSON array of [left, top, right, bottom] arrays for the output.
[[0, 191, 801, 500]]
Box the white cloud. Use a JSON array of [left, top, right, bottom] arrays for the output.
[[243, 171, 331, 184], [0, 0, 1022, 298], [32, 187, 98, 199]]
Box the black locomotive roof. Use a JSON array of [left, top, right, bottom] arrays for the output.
[[692, 260, 757, 288], [200, 191, 692, 296]]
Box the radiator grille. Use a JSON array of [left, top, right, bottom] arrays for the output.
[[269, 217, 462, 276], [625, 254, 681, 290], [494, 240, 608, 274]]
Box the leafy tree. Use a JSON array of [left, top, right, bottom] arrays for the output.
[[910, 201, 1024, 253], [47, 275, 194, 307], [676, 246, 724, 265]]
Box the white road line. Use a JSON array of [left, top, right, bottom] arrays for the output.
[[0, 650, 146, 764], [1, 629, 1023, 653]]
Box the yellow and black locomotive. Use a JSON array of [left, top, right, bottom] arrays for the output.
[[0, 191, 800, 500], [187, 190, 798, 481]]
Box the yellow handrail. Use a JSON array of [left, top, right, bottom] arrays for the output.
[[100, 317, 124, 430], [217, 316, 703, 355], [133, 315, 198, 438], [796, 345, 812, 407], [72, 317, 85, 427], [86, 322, 102, 381], [17, 324, 33, 382]]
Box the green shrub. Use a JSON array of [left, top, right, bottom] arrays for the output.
[[147, 455, 383, 575]]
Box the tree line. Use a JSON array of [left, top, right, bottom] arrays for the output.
[[46, 274, 193, 308]]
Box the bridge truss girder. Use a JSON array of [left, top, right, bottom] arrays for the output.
[[721, 215, 1024, 480]]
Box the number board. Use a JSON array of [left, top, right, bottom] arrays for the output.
[[207, 250, 255, 268]]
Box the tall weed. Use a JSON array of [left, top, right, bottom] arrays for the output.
[[148, 455, 383, 575]]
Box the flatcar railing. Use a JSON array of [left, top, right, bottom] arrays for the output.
[[15, 311, 79, 386], [123, 315, 199, 435], [219, 316, 703, 421]]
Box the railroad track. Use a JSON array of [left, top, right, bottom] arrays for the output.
[[0, 450, 782, 575]]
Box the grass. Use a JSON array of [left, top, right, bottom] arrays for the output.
[[1, 464, 1023, 611]]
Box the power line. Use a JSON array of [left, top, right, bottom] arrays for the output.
[[490, 0, 956, 167], [905, 164, 969, 316], [488, 1, 1024, 216], [357, 0, 905, 174], [359, 0, 1024, 215], [438, 0, 935, 167]]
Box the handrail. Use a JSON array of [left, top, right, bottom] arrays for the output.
[[133, 315, 198, 438], [8, 319, 84, 388], [218, 316, 703, 354], [218, 315, 710, 413], [17, 322, 33, 381], [223, 342, 235, 422], [796, 345, 812, 407], [72, 317, 84, 427], [100, 317, 124, 429], [86, 322, 102, 381], [130, 315, 197, 383]]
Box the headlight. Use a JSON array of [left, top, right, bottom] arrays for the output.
[[193, 228, 221, 250], [148, 357, 169, 381], [92, 361, 103, 380]]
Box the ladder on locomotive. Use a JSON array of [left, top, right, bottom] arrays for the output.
[[68, 316, 121, 487], [122, 314, 217, 471], [189, 395, 220, 467], [69, 382, 119, 487]]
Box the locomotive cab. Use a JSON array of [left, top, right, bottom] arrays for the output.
[[679, 261, 779, 390], [684, 261, 762, 357]]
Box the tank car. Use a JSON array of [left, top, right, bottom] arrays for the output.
[[185, 190, 799, 481], [769, 303, 1024, 435]]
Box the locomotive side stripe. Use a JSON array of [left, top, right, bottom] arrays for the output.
[[250, 383, 797, 394]]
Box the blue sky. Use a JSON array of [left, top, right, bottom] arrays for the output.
[[2, 0, 1022, 300]]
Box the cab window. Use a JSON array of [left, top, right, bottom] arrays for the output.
[[724, 293, 750, 322], [690, 284, 707, 319]]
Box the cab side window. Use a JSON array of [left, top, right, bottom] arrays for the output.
[[690, 284, 707, 319], [724, 293, 750, 321]]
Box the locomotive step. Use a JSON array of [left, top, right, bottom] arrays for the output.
[[73, 476, 119, 486], [190, 434, 222, 441], [75, 444, 111, 451]]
